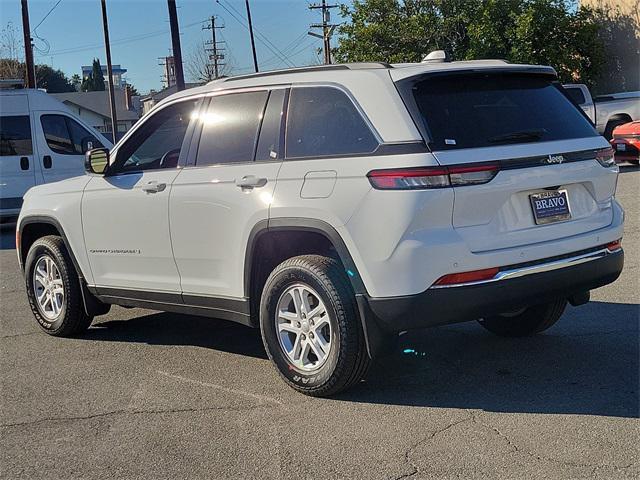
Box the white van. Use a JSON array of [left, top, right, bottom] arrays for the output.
[[0, 88, 112, 221]]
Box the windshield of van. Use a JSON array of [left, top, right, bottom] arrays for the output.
[[405, 74, 598, 150]]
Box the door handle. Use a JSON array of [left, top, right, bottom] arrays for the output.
[[142, 181, 166, 193], [235, 175, 268, 190], [43, 155, 52, 169], [20, 157, 29, 170]]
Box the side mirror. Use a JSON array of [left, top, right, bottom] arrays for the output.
[[85, 148, 109, 175]]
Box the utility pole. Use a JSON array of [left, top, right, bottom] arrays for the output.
[[20, 0, 36, 88], [245, 0, 258, 72], [309, 0, 337, 64], [203, 16, 225, 80], [100, 0, 118, 142], [167, 0, 185, 91]]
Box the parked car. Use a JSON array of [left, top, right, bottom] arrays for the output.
[[17, 54, 624, 396], [610, 121, 640, 165], [562, 84, 640, 139], [0, 88, 112, 222]]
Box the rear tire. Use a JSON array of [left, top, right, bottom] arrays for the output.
[[478, 299, 567, 337], [260, 255, 370, 396], [604, 118, 630, 140], [25, 235, 93, 336]]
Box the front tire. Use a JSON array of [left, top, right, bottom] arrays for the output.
[[260, 255, 370, 396], [25, 235, 93, 336], [478, 299, 567, 337]]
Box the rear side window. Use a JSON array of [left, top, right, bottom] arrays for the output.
[[407, 74, 598, 151], [285, 87, 378, 158], [0, 115, 33, 156], [41, 115, 103, 155], [196, 91, 268, 166]]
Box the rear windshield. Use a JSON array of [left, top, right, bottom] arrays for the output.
[[406, 74, 598, 150]]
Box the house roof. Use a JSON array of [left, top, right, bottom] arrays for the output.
[[51, 90, 139, 121]]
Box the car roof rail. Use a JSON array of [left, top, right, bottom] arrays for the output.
[[212, 62, 393, 85]]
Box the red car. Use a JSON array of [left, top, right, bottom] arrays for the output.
[[610, 121, 640, 165]]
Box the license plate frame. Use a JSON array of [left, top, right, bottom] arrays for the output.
[[529, 189, 571, 225]]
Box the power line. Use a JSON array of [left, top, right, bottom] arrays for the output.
[[215, 0, 295, 68], [33, 0, 63, 31], [46, 19, 206, 57]]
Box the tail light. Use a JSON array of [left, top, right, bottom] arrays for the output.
[[606, 239, 622, 252], [595, 147, 616, 167], [368, 163, 499, 190]]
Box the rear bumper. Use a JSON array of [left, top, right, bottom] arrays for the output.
[[359, 246, 623, 333]]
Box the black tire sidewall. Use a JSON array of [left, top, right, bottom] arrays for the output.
[[261, 266, 342, 389], [25, 240, 72, 333]]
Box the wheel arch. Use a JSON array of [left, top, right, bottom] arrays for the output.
[[19, 215, 110, 317], [245, 218, 388, 359], [18, 216, 84, 279], [244, 218, 367, 300]]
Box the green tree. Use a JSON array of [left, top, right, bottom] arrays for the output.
[[335, 0, 609, 88], [0, 58, 75, 92], [81, 58, 106, 91], [35, 64, 76, 92]]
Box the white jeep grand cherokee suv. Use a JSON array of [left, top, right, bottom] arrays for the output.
[[17, 58, 624, 396]]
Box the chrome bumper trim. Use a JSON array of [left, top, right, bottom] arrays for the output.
[[429, 247, 621, 289]]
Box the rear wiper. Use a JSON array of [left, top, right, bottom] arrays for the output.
[[488, 129, 546, 144]]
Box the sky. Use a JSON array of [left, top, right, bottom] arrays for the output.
[[0, 0, 342, 93]]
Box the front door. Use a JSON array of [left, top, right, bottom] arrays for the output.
[[170, 88, 286, 299], [82, 98, 201, 292], [35, 112, 105, 184]]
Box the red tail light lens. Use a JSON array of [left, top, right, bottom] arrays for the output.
[[368, 163, 499, 190], [449, 164, 500, 186], [595, 147, 616, 167], [367, 167, 450, 190], [433, 267, 500, 286], [606, 239, 622, 252]]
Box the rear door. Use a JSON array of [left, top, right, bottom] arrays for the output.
[[0, 94, 37, 215], [170, 88, 283, 300], [34, 112, 105, 184], [395, 72, 616, 253]]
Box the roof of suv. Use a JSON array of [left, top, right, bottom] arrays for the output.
[[167, 59, 557, 102], [158, 59, 557, 144]]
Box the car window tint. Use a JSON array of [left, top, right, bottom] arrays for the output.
[[255, 89, 286, 161], [116, 99, 198, 173], [66, 117, 104, 153], [196, 91, 268, 166], [0, 115, 33, 156], [285, 87, 378, 158], [41, 115, 75, 154], [409, 75, 598, 150], [564, 87, 586, 105]]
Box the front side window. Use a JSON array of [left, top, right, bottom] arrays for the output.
[[41, 115, 103, 155], [285, 87, 378, 159], [195, 91, 268, 166], [0, 115, 33, 156], [114, 99, 198, 173]]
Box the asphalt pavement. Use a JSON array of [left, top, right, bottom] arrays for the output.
[[1, 166, 638, 479]]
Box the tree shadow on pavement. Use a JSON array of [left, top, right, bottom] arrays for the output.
[[81, 300, 638, 418]]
